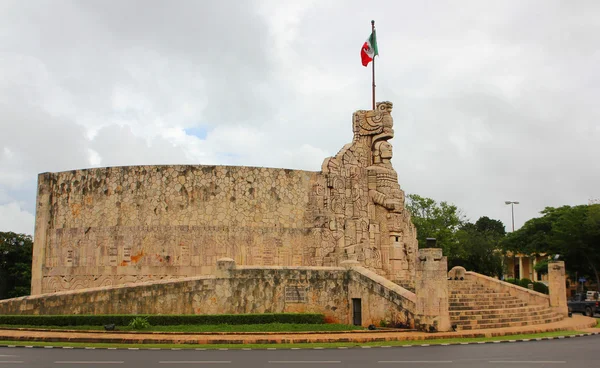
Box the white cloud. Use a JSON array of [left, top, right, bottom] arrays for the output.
[[0, 202, 35, 236], [0, 0, 599, 236]]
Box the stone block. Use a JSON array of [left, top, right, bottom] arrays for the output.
[[548, 261, 568, 317]]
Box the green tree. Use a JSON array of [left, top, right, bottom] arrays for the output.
[[453, 217, 506, 277], [0, 231, 33, 299], [502, 204, 600, 287], [405, 194, 465, 256]]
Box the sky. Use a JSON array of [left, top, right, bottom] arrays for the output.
[[1, 0, 599, 236]]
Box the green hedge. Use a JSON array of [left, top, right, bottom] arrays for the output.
[[0, 313, 325, 326], [533, 282, 549, 294]]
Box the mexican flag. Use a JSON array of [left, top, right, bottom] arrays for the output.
[[361, 30, 378, 67]]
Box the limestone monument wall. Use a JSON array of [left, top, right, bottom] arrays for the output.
[[4, 261, 416, 327], [31, 102, 418, 294]]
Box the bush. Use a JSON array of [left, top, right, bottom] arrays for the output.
[[518, 278, 533, 288], [128, 316, 150, 330], [533, 282, 549, 294], [504, 278, 518, 285], [0, 313, 325, 327]]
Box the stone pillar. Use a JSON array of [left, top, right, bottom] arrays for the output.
[[215, 258, 236, 278], [519, 256, 523, 280], [31, 173, 52, 295], [548, 261, 568, 317], [415, 248, 451, 332]]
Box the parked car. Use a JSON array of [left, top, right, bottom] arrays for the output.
[[568, 293, 600, 316]]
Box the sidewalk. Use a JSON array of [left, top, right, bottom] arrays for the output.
[[0, 315, 596, 345]]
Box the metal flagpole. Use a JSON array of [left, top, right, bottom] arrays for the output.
[[371, 20, 376, 110]]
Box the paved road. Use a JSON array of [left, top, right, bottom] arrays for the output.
[[1, 335, 599, 367]]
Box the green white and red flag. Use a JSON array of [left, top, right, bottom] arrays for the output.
[[361, 30, 378, 67]]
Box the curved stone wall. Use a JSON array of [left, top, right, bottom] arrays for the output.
[[32, 165, 319, 294], [31, 101, 420, 294]]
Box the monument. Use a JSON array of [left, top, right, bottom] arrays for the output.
[[0, 102, 567, 332], [30, 102, 418, 295]]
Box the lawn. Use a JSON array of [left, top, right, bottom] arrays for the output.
[[0, 323, 364, 333]]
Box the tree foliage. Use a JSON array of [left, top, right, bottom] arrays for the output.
[[405, 194, 465, 255], [502, 204, 600, 286], [0, 231, 33, 299], [406, 194, 506, 277], [452, 217, 506, 277]]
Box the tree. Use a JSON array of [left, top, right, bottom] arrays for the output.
[[453, 217, 506, 277], [501, 204, 600, 287], [405, 194, 465, 257], [0, 231, 33, 299]]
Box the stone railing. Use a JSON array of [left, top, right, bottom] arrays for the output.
[[464, 271, 550, 306], [0, 259, 418, 327]]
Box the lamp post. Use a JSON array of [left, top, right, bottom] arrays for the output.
[[505, 201, 520, 278], [504, 201, 519, 232]]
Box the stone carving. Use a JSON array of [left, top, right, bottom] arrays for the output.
[[318, 102, 418, 285], [31, 102, 419, 293]]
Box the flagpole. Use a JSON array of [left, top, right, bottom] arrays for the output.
[[371, 20, 376, 110]]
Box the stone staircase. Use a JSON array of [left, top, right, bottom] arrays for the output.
[[449, 279, 563, 330]]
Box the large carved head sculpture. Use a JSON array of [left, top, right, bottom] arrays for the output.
[[352, 101, 394, 142]]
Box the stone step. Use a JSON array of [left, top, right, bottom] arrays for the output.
[[449, 289, 496, 294], [449, 291, 509, 296], [451, 310, 557, 324], [450, 302, 527, 310], [455, 315, 564, 330], [448, 286, 491, 290], [449, 304, 548, 317], [449, 295, 519, 302], [449, 298, 525, 306]]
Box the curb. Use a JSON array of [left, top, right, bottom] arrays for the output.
[[1, 332, 598, 351], [0, 327, 413, 335]]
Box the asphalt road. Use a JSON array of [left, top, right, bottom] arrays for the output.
[[1, 335, 600, 367]]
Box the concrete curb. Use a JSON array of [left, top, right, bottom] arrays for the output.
[[0, 326, 413, 335], [0, 332, 598, 350]]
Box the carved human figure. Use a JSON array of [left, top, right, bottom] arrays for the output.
[[318, 101, 417, 283], [368, 140, 405, 213]]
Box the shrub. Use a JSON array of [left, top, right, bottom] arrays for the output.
[[533, 282, 549, 294], [504, 278, 518, 285], [518, 278, 533, 288], [128, 316, 150, 330], [0, 313, 325, 327]]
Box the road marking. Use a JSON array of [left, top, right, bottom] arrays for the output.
[[269, 361, 340, 364], [0, 361, 24, 364], [379, 361, 453, 364], [488, 361, 566, 364], [0, 356, 17, 357], [159, 362, 231, 364], [54, 362, 124, 364]]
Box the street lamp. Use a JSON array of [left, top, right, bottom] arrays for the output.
[[504, 201, 520, 232], [505, 201, 520, 279]]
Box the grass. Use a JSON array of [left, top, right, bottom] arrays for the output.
[[595, 318, 600, 328], [0, 330, 588, 350], [0, 323, 364, 333]]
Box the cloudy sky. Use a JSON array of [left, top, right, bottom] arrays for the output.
[[1, 0, 599, 236]]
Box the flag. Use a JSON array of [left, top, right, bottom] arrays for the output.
[[361, 30, 378, 67]]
